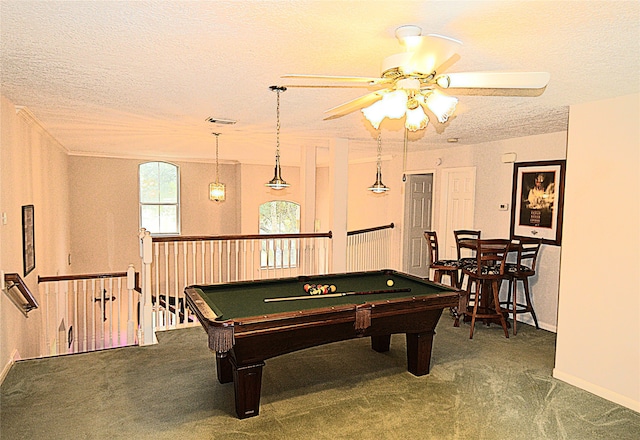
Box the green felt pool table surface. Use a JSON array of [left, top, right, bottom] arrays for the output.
[[189, 270, 457, 321]]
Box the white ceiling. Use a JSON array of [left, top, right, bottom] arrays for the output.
[[1, 1, 638, 165]]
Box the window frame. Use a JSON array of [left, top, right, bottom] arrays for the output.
[[138, 161, 181, 236]]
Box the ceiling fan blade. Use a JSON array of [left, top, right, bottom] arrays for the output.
[[405, 34, 463, 75], [283, 84, 379, 89], [444, 71, 550, 89], [323, 90, 387, 120], [282, 74, 388, 85]]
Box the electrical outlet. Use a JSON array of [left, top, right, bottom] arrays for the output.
[[498, 203, 509, 211]]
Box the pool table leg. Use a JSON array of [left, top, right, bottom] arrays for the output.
[[216, 354, 233, 384], [370, 334, 391, 352], [231, 358, 265, 419], [406, 331, 435, 376]]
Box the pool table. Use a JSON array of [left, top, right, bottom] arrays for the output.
[[185, 269, 459, 419]]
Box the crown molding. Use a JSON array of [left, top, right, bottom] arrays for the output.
[[14, 105, 69, 154]]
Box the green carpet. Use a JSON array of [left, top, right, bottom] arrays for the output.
[[2, 318, 639, 439]]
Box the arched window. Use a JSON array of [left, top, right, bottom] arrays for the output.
[[139, 161, 180, 235], [259, 200, 300, 268]]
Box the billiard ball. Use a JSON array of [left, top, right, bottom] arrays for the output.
[[386, 279, 394, 287]]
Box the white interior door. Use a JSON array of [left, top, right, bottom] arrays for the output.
[[403, 174, 433, 277], [440, 168, 476, 259]]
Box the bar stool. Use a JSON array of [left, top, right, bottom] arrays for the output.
[[454, 230, 481, 288], [424, 231, 459, 287], [460, 239, 510, 339], [424, 231, 464, 325], [503, 238, 542, 335]]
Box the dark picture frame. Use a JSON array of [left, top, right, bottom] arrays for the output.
[[510, 160, 566, 246], [22, 204, 35, 276]]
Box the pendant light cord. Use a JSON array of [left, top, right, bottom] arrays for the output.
[[213, 132, 220, 183], [377, 132, 382, 173], [275, 88, 281, 161], [402, 127, 408, 182]]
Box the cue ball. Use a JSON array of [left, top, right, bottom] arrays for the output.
[[387, 279, 394, 287]]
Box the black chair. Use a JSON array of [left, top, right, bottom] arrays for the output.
[[503, 238, 542, 335], [460, 239, 510, 339]]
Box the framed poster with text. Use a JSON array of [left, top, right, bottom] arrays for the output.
[[510, 160, 566, 246]]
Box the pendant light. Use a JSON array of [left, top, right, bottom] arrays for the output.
[[368, 132, 390, 193], [209, 132, 226, 202], [265, 85, 289, 190]]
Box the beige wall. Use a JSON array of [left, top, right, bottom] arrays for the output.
[[68, 156, 240, 274], [554, 93, 640, 412], [239, 163, 302, 234], [346, 159, 397, 231], [1, 96, 71, 376], [345, 157, 404, 270]]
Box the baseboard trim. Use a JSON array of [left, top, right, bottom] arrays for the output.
[[515, 315, 557, 333], [0, 349, 21, 385], [553, 368, 640, 413]]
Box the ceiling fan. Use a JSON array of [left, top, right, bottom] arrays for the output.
[[282, 25, 550, 132]]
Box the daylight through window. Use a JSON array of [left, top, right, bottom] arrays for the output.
[[139, 161, 180, 235], [259, 201, 300, 268]]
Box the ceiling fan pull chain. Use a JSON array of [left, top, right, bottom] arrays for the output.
[[402, 128, 408, 182]]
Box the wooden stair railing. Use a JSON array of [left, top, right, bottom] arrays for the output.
[[151, 231, 333, 243], [347, 222, 394, 236], [38, 271, 140, 289], [37, 268, 141, 355], [346, 223, 395, 272]]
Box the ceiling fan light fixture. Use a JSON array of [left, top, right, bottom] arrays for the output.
[[425, 90, 458, 123], [406, 95, 420, 110], [284, 26, 550, 135], [395, 25, 423, 54], [362, 90, 407, 128], [435, 74, 451, 89], [405, 106, 429, 131], [382, 90, 408, 119], [395, 25, 422, 41], [361, 100, 387, 129]]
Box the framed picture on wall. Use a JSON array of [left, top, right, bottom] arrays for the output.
[[22, 204, 35, 276], [510, 160, 566, 246]]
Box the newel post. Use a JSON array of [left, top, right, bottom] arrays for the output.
[[139, 228, 157, 346], [126, 264, 136, 344]]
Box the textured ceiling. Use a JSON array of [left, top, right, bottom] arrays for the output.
[[1, 1, 638, 165]]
